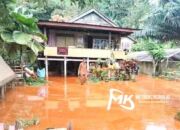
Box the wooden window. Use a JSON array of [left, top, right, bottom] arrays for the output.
[[57, 36, 66, 47], [93, 39, 109, 49], [56, 34, 75, 47]]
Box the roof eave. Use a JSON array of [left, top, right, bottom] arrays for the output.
[[38, 21, 138, 34]]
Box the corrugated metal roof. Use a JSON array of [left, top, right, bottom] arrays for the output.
[[38, 20, 139, 35], [129, 49, 180, 62]]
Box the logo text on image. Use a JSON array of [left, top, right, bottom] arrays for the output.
[[107, 88, 135, 111]]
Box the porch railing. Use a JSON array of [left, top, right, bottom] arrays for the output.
[[44, 47, 127, 59]]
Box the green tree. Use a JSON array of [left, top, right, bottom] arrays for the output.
[[96, 0, 134, 26], [15, 0, 81, 21], [146, 40, 165, 76], [123, 0, 151, 28], [15, 1, 53, 20], [132, 38, 167, 76], [79, 0, 135, 26]]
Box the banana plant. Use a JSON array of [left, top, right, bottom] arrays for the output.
[[0, 1, 47, 65]]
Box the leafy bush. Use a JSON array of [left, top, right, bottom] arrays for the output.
[[161, 70, 180, 80], [89, 76, 100, 83], [25, 77, 47, 86], [175, 112, 180, 121], [16, 117, 40, 129], [132, 38, 175, 52], [132, 39, 147, 52]]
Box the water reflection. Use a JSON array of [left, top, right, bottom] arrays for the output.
[[86, 99, 107, 107], [64, 77, 67, 99], [68, 100, 80, 111], [145, 123, 167, 130]]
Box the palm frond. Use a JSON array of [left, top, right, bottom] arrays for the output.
[[138, 0, 180, 42]]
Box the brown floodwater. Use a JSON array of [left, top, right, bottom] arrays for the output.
[[0, 75, 180, 130]]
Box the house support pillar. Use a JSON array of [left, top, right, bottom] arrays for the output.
[[109, 32, 112, 49], [118, 35, 121, 50], [43, 27, 47, 45], [64, 57, 67, 77], [45, 56, 48, 79]]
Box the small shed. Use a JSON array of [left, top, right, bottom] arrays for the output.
[[0, 56, 16, 98], [129, 49, 180, 75]]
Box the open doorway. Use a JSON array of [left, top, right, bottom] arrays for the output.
[[67, 61, 80, 76], [47, 60, 82, 77], [48, 61, 63, 76], [87, 36, 93, 48]]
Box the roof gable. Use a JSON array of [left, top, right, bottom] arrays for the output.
[[69, 9, 117, 27]]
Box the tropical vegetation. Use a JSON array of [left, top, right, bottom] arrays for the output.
[[1, 0, 180, 74]]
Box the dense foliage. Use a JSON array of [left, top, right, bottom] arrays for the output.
[[16, 0, 151, 28], [15, 0, 180, 38], [1, 0, 180, 66], [96, 0, 134, 26]]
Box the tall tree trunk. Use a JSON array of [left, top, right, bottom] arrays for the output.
[[152, 60, 157, 76]]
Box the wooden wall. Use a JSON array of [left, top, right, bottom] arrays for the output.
[[47, 29, 121, 49]]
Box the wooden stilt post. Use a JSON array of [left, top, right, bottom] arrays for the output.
[[64, 57, 67, 77], [1, 86, 5, 99], [87, 57, 89, 71], [109, 32, 112, 49], [118, 35, 121, 51], [45, 56, 48, 79]]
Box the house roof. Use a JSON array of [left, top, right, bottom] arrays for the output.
[[38, 20, 139, 36], [0, 56, 15, 86], [69, 9, 118, 27]]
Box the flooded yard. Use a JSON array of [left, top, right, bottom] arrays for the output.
[[0, 75, 180, 130]]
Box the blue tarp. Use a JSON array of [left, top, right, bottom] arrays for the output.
[[37, 68, 45, 78]]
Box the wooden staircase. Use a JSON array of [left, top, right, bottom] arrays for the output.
[[12, 65, 25, 86]]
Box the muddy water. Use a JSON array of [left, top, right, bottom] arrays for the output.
[[0, 75, 180, 130]]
